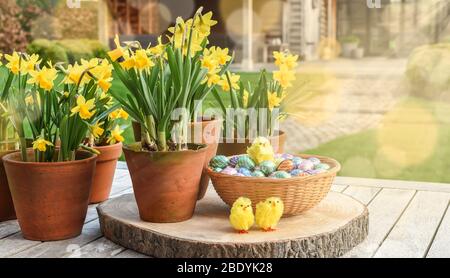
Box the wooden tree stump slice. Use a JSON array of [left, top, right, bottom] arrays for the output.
[[97, 189, 368, 258]]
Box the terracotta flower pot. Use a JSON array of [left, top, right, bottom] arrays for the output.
[[123, 143, 207, 223], [217, 130, 287, 156], [0, 149, 17, 222], [3, 150, 97, 241], [90, 142, 123, 204], [189, 119, 222, 200]]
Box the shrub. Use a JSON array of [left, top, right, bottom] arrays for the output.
[[26, 39, 68, 64], [26, 39, 108, 64], [0, 0, 28, 53], [406, 43, 450, 99]]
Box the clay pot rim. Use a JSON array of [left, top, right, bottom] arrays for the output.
[[2, 150, 97, 167], [220, 130, 286, 141], [207, 153, 341, 182], [123, 143, 208, 154], [93, 142, 123, 151]]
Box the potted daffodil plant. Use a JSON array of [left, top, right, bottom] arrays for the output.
[[212, 50, 299, 156], [0, 52, 115, 241], [108, 8, 228, 222]]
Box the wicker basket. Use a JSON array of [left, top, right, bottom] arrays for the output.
[[207, 154, 341, 216]]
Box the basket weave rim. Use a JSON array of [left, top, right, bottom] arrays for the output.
[[207, 153, 341, 182]]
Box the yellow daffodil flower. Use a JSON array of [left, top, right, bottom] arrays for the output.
[[120, 54, 136, 70], [218, 73, 240, 92], [21, 54, 41, 74], [71, 95, 96, 120], [90, 59, 113, 92], [273, 65, 295, 89], [107, 125, 125, 145], [201, 52, 218, 72], [168, 17, 188, 49], [108, 35, 125, 62], [109, 108, 129, 120], [90, 121, 104, 139], [148, 36, 166, 56], [5, 52, 21, 75], [202, 71, 221, 87], [267, 91, 283, 111], [32, 137, 53, 152], [243, 90, 249, 108], [134, 49, 154, 70], [65, 63, 89, 85], [273, 51, 299, 70], [27, 65, 58, 91], [195, 11, 217, 36], [211, 46, 231, 66]]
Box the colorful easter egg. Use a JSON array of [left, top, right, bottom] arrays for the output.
[[238, 168, 252, 177], [259, 160, 276, 176], [290, 169, 304, 177], [221, 166, 237, 176], [277, 159, 294, 172], [282, 153, 294, 160], [292, 157, 303, 168], [271, 171, 291, 179], [251, 170, 266, 177], [315, 163, 330, 171], [298, 160, 314, 171], [228, 156, 240, 167], [274, 157, 285, 168], [209, 155, 229, 168], [235, 173, 246, 177], [308, 157, 321, 166], [237, 155, 256, 170], [213, 167, 223, 172]]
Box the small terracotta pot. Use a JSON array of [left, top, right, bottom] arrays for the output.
[[3, 150, 97, 241], [90, 142, 123, 204], [0, 149, 17, 222], [217, 130, 287, 156], [189, 119, 222, 200], [123, 143, 207, 223]]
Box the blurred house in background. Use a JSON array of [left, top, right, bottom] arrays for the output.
[[96, 0, 450, 69]]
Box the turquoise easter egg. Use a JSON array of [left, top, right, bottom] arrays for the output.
[[210, 155, 229, 168], [290, 169, 304, 176], [259, 160, 276, 176], [238, 168, 252, 176], [271, 171, 291, 179], [292, 157, 303, 168], [213, 167, 223, 172], [251, 170, 265, 177], [237, 155, 256, 170], [315, 163, 330, 171], [221, 166, 237, 175]]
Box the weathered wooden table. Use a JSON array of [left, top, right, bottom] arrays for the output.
[[1, 163, 449, 258]]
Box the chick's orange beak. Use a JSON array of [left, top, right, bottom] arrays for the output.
[[272, 203, 276, 208]]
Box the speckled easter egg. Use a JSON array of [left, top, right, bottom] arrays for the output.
[[221, 166, 237, 176], [292, 157, 303, 168], [238, 167, 252, 177], [290, 169, 304, 177], [251, 170, 266, 177], [274, 157, 285, 168], [277, 159, 294, 172], [213, 167, 223, 172], [282, 153, 294, 160], [237, 155, 256, 170], [209, 155, 229, 168], [315, 163, 330, 171], [271, 171, 292, 179], [228, 156, 240, 167], [259, 160, 276, 176], [298, 160, 314, 171], [308, 157, 321, 166]]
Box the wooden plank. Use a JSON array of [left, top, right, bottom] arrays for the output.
[[343, 188, 416, 258], [0, 220, 20, 239], [331, 184, 347, 193], [11, 220, 102, 258], [427, 202, 450, 258], [334, 176, 450, 193], [374, 191, 450, 258], [113, 249, 150, 258], [343, 185, 381, 205], [65, 237, 125, 258]]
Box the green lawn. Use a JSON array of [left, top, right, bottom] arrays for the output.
[[304, 97, 450, 183]]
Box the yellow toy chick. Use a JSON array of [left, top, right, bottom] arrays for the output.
[[247, 137, 275, 165], [229, 197, 255, 234], [255, 197, 284, 232]]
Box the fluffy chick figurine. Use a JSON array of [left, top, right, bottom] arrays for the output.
[[229, 197, 255, 234], [255, 197, 284, 232], [247, 137, 275, 165]]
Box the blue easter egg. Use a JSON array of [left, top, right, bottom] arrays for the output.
[[308, 157, 321, 166], [259, 160, 276, 176], [237, 155, 256, 170], [292, 157, 303, 168], [238, 168, 252, 176], [210, 155, 229, 168], [251, 170, 266, 177], [271, 171, 291, 179], [290, 169, 304, 177]]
